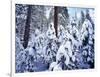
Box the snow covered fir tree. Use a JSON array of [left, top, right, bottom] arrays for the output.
[[15, 4, 95, 73]]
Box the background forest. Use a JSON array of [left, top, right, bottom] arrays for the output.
[[15, 4, 94, 73]]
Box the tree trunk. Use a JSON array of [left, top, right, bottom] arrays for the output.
[[54, 6, 58, 38], [23, 5, 32, 48]]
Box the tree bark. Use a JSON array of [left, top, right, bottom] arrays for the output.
[[54, 6, 58, 38], [23, 5, 32, 48]]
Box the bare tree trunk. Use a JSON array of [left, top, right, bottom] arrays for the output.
[[54, 6, 58, 38], [23, 5, 32, 48]]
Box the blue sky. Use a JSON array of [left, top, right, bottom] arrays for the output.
[[67, 7, 94, 18]]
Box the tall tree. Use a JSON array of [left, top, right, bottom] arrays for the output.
[[86, 10, 94, 29], [78, 11, 85, 30], [81, 11, 85, 24], [54, 6, 58, 38], [54, 6, 69, 38], [23, 5, 32, 48]]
